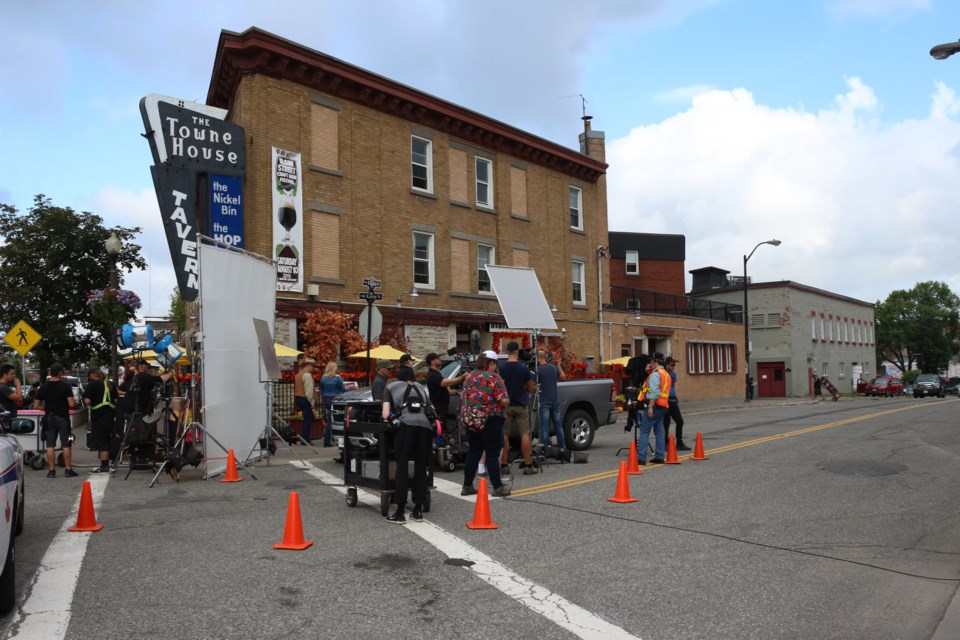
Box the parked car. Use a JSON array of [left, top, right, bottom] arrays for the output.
[[913, 374, 944, 398], [330, 356, 618, 457], [864, 376, 903, 397], [943, 377, 960, 396], [0, 411, 26, 614]]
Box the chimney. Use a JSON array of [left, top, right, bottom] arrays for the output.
[[579, 114, 605, 162]]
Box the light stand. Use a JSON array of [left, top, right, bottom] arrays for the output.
[[743, 239, 781, 401]]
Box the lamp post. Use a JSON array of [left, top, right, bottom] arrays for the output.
[[105, 232, 122, 386], [743, 239, 781, 401], [930, 39, 960, 60]]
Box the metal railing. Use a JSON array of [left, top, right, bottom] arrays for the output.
[[609, 285, 742, 323]]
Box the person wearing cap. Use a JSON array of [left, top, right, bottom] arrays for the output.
[[637, 352, 671, 465], [382, 367, 436, 524], [34, 363, 78, 477], [83, 369, 117, 473], [395, 353, 416, 383], [293, 358, 317, 445], [425, 352, 466, 437], [371, 360, 394, 402], [498, 341, 537, 474], [133, 358, 173, 416], [662, 356, 690, 451]]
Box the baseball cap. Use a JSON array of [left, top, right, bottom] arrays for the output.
[[483, 350, 498, 360], [505, 341, 520, 353], [399, 353, 413, 365], [665, 356, 679, 365], [49, 362, 63, 376], [376, 359, 393, 369], [425, 352, 440, 363], [653, 352, 665, 363]]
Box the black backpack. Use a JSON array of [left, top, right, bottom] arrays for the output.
[[402, 384, 425, 414]]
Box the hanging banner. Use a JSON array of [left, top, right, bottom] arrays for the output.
[[271, 147, 303, 292], [209, 174, 244, 248]]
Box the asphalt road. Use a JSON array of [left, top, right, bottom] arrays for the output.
[[1, 396, 958, 640]]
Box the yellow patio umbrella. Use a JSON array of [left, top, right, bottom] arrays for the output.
[[274, 343, 302, 357], [347, 345, 418, 361], [123, 349, 191, 366], [601, 356, 631, 367]]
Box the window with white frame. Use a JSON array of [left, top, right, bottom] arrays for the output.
[[820, 317, 825, 341], [828, 319, 833, 341], [844, 321, 848, 342], [569, 186, 583, 230], [412, 232, 434, 289], [625, 250, 639, 275], [477, 244, 494, 293], [572, 260, 585, 304], [839, 362, 845, 376], [411, 136, 433, 193], [812, 316, 817, 340], [687, 342, 737, 375], [475, 157, 493, 208]]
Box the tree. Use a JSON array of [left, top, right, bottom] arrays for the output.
[[875, 281, 960, 374], [167, 288, 186, 333], [0, 195, 146, 374], [300, 309, 365, 367]]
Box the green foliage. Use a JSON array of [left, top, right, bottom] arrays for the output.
[[875, 281, 960, 374], [901, 370, 920, 385], [167, 288, 186, 333], [0, 195, 146, 373]]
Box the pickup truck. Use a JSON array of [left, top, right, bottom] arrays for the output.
[[863, 376, 903, 397], [330, 357, 618, 455]]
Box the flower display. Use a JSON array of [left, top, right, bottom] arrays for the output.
[[86, 288, 141, 326]]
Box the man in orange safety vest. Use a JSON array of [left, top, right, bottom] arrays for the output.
[[637, 352, 671, 464]]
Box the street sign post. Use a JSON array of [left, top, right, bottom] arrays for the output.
[[358, 306, 383, 343], [3, 320, 42, 357], [358, 277, 382, 385]]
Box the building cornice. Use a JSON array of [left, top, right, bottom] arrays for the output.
[[691, 280, 875, 309], [207, 27, 607, 183]]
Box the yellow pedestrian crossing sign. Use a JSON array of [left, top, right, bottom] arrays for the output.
[[3, 320, 42, 356]]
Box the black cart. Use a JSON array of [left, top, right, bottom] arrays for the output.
[[342, 418, 433, 516]]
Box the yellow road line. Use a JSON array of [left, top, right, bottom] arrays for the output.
[[508, 402, 932, 498]]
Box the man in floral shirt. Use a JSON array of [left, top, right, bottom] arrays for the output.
[[459, 352, 511, 497]]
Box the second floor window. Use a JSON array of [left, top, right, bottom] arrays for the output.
[[476, 157, 493, 208], [478, 244, 494, 292], [625, 250, 639, 275], [569, 186, 583, 230], [413, 232, 434, 289], [572, 260, 585, 304], [411, 136, 433, 193]]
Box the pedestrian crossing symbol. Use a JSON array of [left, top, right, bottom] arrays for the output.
[[3, 320, 42, 356]]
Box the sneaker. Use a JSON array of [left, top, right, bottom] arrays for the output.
[[64, 469, 79, 478], [677, 442, 692, 452], [651, 458, 665, 464], [523, 466, 538, 475], [493, 484, 512, 497], [410, 506, 424, 522], [477, 463, 487, 476], [461, 485, 478, 496], [637, 459, 647, 466], [385, 510, 407, 525], [500, 464, 511, 476], [90, 466, 111, 474], [47, 470, 56, 478]]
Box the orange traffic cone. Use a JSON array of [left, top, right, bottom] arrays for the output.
[[69, 481, 104, 532], [467, 478, 498, 530], [607, 461, 638, 503], [220, 449, 242, 483], [273, 492, 313, 550], [691, 432, 709, 461], [665, 435, 681, 465], [626, 441, 643, 475]]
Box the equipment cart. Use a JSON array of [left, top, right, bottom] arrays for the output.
[[342, 417, 433, 517]]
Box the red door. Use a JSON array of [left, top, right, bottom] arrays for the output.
[[757, 362, 786, 397]]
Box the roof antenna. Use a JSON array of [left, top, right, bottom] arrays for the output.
[[580, 94, 592, 132]]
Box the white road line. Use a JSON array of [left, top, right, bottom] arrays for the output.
[[8, 475, 109, 640], [293, 461, 639, 640]]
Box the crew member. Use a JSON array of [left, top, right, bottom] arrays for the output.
[[536, 350, 567, 454], [83, 369, 116, 473], [34, 362, 78, 478], [0, 364, 22, 422], [293, 358, 317, 445], [132, 359, 173, 415], [396, 353, 416, 382], [498, 342, 537, 474], [371, 360, 393, 401], [425, 352, 465, 429], [661, 356, 690, 451], [382, 371, 435, 524], [637, 352, 670, 465]]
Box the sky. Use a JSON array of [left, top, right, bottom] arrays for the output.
[[1, 0, 959, 318]]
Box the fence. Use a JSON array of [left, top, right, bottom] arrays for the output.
[[609, 285, 742, 323]]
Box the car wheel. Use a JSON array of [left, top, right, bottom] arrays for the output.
[[0, 535, 15, 615], [914, 393, 919, 398], [563, 409, 595, 452]]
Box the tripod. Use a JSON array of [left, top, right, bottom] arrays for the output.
[[243, 380, 315, 468]]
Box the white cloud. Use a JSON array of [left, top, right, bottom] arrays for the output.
[[607, 77, 960, 303]]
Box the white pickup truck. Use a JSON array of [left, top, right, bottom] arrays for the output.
[[0, 410, 25, 614]]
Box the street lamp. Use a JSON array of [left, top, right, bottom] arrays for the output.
[[743, 239, 781, 401], [930, 39, 960, 60], [105, 232, 122, 386]]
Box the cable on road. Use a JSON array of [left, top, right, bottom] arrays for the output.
[[506, 496, 960, 582]]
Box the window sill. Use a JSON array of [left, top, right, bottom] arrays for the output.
[[476, 205, 497, 215], [573, 302, 588, 308], [510, 214, 530, 222], [308, 277, 346, 286], [570, 228, 586, 236], [308, 164, 343, 178], [450, 291, 499, 300], [411, 189, 437, 200], [450, 199, 472, 209]]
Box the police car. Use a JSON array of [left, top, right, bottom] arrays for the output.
[[0, 410, 25, 615]]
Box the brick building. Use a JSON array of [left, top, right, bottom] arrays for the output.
[[205, 27, 609, 359]]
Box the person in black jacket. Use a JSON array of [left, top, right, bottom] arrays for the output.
[[34, 363, 78, 478]]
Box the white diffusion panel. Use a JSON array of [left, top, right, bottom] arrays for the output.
[[199, 243, 275, 476], [485, 265, 558, 330]]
